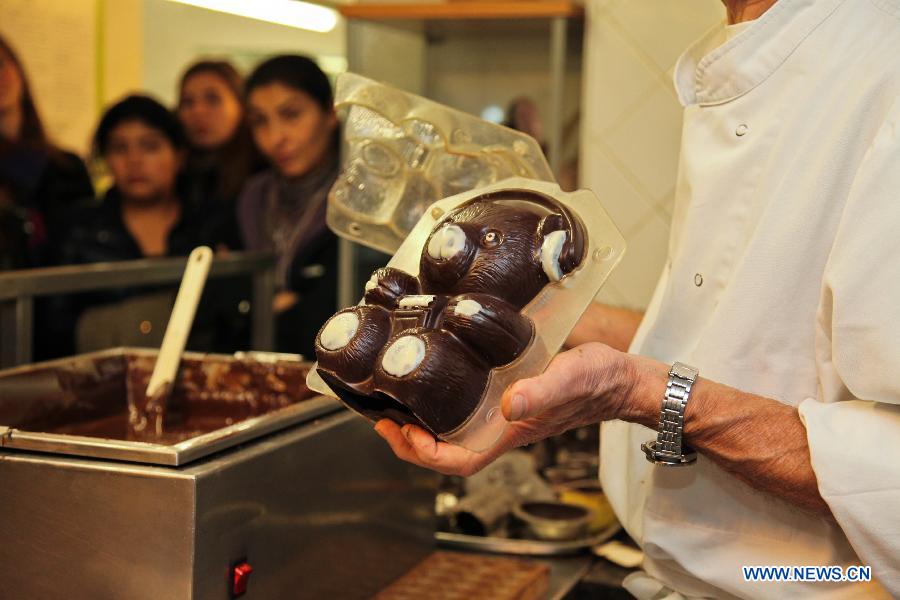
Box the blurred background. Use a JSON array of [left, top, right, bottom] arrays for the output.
[[1, 0, 725, 308], [1, 0, 726, 365]]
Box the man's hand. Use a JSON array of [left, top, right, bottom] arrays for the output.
[[374, 343, 636, 477], [373, 341, 833, 515]]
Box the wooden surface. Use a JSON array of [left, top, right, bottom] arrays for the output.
[[375, 551, 550, 599], [339, 1, 584, 21]]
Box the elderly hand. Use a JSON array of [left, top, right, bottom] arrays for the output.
[[374, 342, 642, 477]]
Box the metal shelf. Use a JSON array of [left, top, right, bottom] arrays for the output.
[[0, 252, 276, 367]]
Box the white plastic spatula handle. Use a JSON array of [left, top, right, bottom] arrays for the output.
[[145, 246, 214, 402]]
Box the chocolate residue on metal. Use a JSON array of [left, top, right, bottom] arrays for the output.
[[1, 353, 315, 445]]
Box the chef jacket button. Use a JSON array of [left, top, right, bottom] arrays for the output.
[[735, 124, 749, 137], [694, 273, 703, 287]]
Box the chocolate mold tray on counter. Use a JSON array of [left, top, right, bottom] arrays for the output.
[[374, 550, 550, 599]]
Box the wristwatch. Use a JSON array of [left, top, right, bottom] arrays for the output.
[[641, 362, 699, 466]]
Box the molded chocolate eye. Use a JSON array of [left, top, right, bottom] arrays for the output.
[[427, 224, 467, 260], [482, 229, 502, 248], [319, 311, 360, 350]]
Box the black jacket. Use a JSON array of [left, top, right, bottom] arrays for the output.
[[0, 145, 93, 269], [276, 229, 339, 357], [60, 187, 216, 268], [47, 188, 249, 357]]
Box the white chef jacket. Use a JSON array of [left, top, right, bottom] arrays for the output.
[[599, 0, 900, 598]]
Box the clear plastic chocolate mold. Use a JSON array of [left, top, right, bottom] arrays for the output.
[[308, 178, 626, 452], [328, 73, 555, 254]]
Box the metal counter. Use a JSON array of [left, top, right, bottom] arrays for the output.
[[0, 410, 440, 599]]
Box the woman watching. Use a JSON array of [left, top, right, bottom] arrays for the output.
[[238, 55, 340, 356], [65, 95, 208, 262], [59, 95, 228, 353], [0, 34, 93, 269], [177, 60, 261, 247]]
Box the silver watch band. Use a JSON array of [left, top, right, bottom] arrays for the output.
[[641, 362, 698, 466]]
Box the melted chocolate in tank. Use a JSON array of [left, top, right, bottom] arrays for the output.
[[10, 354, 316, 445]]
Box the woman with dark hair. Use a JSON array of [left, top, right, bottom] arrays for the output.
[[0, 34, 93, 269], [177, 60, 262, 247], [67, 95, 198, 261], [238, 54, 340, 356], [58, 95, 229, 353]]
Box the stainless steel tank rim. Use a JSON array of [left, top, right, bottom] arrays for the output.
[[0, 347, 341, 466], [0, 397, 342, 467]]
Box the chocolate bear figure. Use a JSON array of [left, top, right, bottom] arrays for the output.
[[315, 191, 586, 436]]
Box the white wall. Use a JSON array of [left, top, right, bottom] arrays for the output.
[[581, 0, 724, 311], [140, 0, 347, 107]]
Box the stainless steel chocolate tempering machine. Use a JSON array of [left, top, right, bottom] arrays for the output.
[[0, 348, 438, 599]]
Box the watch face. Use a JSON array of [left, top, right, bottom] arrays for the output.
[[670, 362, 699, 381]]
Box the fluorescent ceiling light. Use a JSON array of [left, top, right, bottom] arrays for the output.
[[166, 0, 339, 33]]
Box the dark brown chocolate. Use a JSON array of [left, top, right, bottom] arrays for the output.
[[389, 296, 449, 337], [372, 329, 488, 434], [314, 191, 586, 436], [442, 294, 533, 367], [52, 413, 241, 444], [420, 192, 586, 310], [420, 202, 547, 310], [1, 353, 316, 445], [316, 305, 392, 387], [318, 370, 423, 430], [363, 267, 421, 308]]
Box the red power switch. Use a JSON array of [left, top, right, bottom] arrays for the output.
[[232, 561, 253, 597]]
